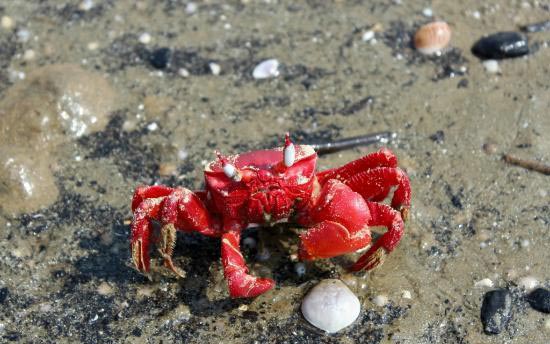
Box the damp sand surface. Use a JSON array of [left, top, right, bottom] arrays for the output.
[[0, 1, 549, 343]]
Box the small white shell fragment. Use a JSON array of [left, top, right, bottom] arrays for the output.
[[373, 294, 388, 307], [474, 278, 494, 288], [294, 262, 306, 277], [517, 276, 539, 291], [252, 59, 280, 79], [284, 143, 295, 167], [301, 279, 360, 333], [482, 60, 500, 73]]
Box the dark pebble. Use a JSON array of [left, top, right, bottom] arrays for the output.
[[0, 287, 8, 303], [480, 289, 512, 335], [526, 288, 550, 313], [149, 47, 171, 69], [472, 32, 529, 60], [429, 130, 445, 144]]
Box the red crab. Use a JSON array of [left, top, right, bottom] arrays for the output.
[[130, 133, 411, 298]]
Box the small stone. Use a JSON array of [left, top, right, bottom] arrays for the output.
[[422, 8, 433, 17], [526, 288, 550, 313], [518, 276, 539, 291], [209, 62, 221, 75], [373, 294, 388, 307], [520, 20, 550, 33], [1, 16, 15, 30], [158, 163, 177, 177], [301, 279, 360, 333], [482, 60, 500, 73], [149, 48, 171, 69], [252, 59, 279, 79], [16, 29, 31, 43], [401, 290, 412, 299], [480, 289, 512, 335], [475, 278, 494, 288], [185, 2, 198, 14], [482, 142, 498, 155], [472, 32, 529, 60], [146, 122, 158, 131], [0, 287, 8, 303], [139, 32, 152, 44], [97, 282, 114, 296]]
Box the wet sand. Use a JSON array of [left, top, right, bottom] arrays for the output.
[[0, 1, 548, 343]]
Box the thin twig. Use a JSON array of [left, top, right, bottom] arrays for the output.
[[503, 154, 550, 175], [309, 131, 396, 155]]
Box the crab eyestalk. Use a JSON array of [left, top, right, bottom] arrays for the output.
[[216, 151, 241, 181], [283, 133, 295, 168]]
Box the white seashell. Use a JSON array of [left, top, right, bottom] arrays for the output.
[[301, 279, 360, 333], [253, 59, 280, 79]]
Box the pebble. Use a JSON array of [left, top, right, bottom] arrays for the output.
[[373, 294, 388, 307], [526, 288, 550, 313], [414, 21, 451, 55], [482, 60, 500, 74], [518, 276, 539, 291], [471, 32, 529, 59], [480, 289, 512, 335], [185, 2, 198, 14], [149, 48, 171, 69], [401, 290, 412, 299], [301, 279, 360, 333], [139, 32, 152, 44], [209, 62, 221, 75], [79, 0, 94, 11], [482, 142, 498, 155], [252, 59, 280, 79], [1, 16, 15, 30], [16, 29, 31, 43], [178, 68, 190, 77], [422, 8, 433, 17]]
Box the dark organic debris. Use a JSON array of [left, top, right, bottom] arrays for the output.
[[503, 154, 550, 175], [480, 289, 512, 335], [471, 32, 529, 60], [520, 20, 550, 33], [526, 288, 550, 313]]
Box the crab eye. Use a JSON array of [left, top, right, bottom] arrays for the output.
[[223, 162, 237, 179], [283, 133, 295, 167], [216, 150, 241, 181]]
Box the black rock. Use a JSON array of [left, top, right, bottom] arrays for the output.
[[480, 289, 512, 335], [0, 287, 8, 303], [520, 20, 550, 33], [526, 288, 550, 313], [149, 47, 171, 69], [471, 32, 529, 59]]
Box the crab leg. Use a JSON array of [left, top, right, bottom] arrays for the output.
[[130, 186, 221, 277], [297, 179, 372, 261], [349, 201, 404, 272], [316, 149, 411, 219], [221, 230, 275, 298]]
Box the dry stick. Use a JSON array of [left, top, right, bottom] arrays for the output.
[[503, 154, 550, 175], [309, 131, 397, 155]]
